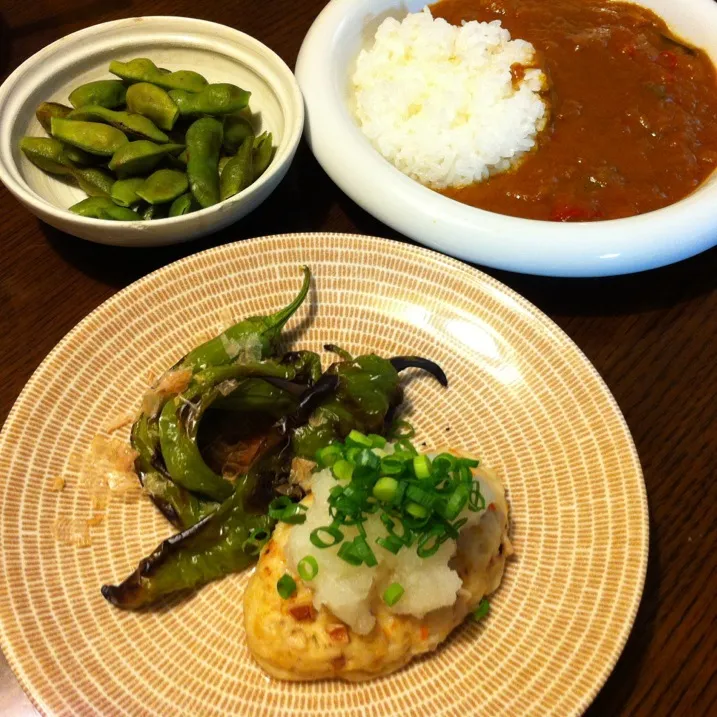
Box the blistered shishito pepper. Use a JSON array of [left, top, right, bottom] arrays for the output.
[[132, 268, 314, 524], [102, 375, 339, 609], [291, 346, 448, 459], [158, 358, 315, 502], [179, 266, 311, 372], [131, 413, 217, 529]]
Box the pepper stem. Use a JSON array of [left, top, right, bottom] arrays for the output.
[[267, 266, 311, 332], [389, 356, 448, 387]]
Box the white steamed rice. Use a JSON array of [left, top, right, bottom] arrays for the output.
[[352, 7, 548, 189]]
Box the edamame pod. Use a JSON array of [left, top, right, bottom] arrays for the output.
[[109, 58, 208, 93], [140, 202, 169, 220], [70, 197, 142, 220], [108, 141, 185, 178], [125, 83, 179, 131], [222, 114, 253, 154], [68, 105, 168, 143], [185, 117, 223, 208], [136, 169, 189, 205], [218, 156, 231, 176], [169, 84, 250, 117], [74, 167, 115, 197], [111, 177, 145, 207], [69, 80, 127, 109], [35, 102, 73, 134], [220, 134, 254, 200], [51, 118, 128, 157], [253, 131, 274, 180], [19, 137, 74, 175], [168, 192, 198, 217]]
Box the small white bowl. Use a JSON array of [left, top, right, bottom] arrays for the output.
[[296, 0, 717, 277], [0, 16, 303, 247]]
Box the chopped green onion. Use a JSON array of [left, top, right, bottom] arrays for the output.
[[280, 503, 308, 524], [433, 453, 457, 473], [368, 434, 387, 448], [380, 456, 405, 475], [347, 429, 373, 448], [443, 485, 469, 520], [383, 582, 405, 606], [417, 525, 448, 558], [277, 574, 297, 599], [345, 446, 361, 464], [380, 513, 413, 545], [458, 457, 480, 469], [457, 464, 473, 482], [373, 476, 399, 502], [337, 541, 362, 565], [413, 454, 432, 479], [332, 459, 354, 481], [406, 501, 429, 519], [352, 536, 378, 567], [395, 438, 418, 455], [472, 598, 490, 621], [316, 443, 343, 467], [297, 555, 319, 581], [268, 496, 293, 519], [376, 535, 403, 554], [469, 480, 486, 511], [310, 525, 344, 548], [241, 527, 270, 556], [390, 419, 415, 439], [405, 484, 437, 509], [354, 448, 380, 471]]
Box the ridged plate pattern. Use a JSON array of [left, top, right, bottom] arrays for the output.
[[0, 234, 647, 715]]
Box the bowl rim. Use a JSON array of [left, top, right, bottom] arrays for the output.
[[0, 15, 304, 229], [296, 0, 717, 277]]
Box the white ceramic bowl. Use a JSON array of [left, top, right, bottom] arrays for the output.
[[0, 17, 303, 247], [296, 0, 717, 277]]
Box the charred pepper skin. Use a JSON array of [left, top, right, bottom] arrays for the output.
[[291, 348, 448, 459], [102, 376, 339, 609]]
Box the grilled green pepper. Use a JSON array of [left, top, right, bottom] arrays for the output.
[[291, 347, 448, 459], [180, 266, 311, 372], [102, 376, 339, 609]]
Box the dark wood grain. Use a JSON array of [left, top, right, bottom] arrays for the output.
[[0, 1, 715, 715]]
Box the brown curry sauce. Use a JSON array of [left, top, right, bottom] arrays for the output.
[[430, 0, 717, 221]]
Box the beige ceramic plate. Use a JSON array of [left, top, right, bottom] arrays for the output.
[[0, 234, 647, 715]]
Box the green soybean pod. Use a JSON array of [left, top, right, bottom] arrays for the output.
[[169, 84, 251, 117], [67, 105, 168, 143], [111, 177, 145, 207], [222, 114, 253, 155], [139, 202, 169, 220], [218, 156, 231, 176], [125, 82, 179, 131], [136, 169, 189, 205], [109, 59, 208, 93], [61, 144, 99, 166], [185, 117, 223, 208], [70, 197, 142, 220], [219, 134, 254, 201], [51, 117, 128, 157], [253, 131, 274, 180], [168, 192, 198, 217], [74, 167, 115, 198], [35, 102, 73, 134], [69, 80, 127, 109], [108, 141, 185, 178], [19, 137, 74, 175]]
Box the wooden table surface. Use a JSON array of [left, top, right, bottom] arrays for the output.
[[1, 1, 715, 715]]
